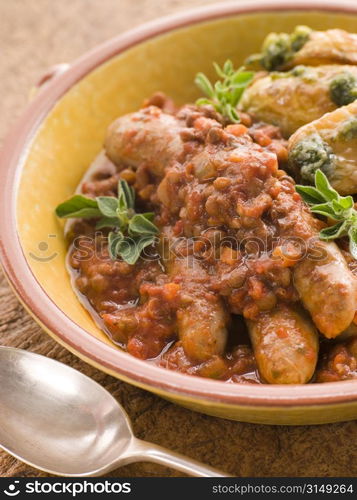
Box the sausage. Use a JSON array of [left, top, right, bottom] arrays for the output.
[[161, 236, 229, 363], [169, 255, 228, 363], [273, 187, 357, 338], [246, 305, 319, 384], [293, 240, 357, 338], [105, 106, 184, 177], [288, 100, 357, 194], [176, 291, 229, 363]]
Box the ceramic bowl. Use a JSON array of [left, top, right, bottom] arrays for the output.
[[1, 0, 357, 425]]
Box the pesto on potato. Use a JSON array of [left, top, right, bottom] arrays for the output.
[[288, 100, 357, 195], [239, 65, 357, 137], [330, 72, 357, 106], [248, 26, 357, 71]]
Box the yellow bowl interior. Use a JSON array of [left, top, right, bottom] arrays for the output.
[[17, 10, 357, 349]]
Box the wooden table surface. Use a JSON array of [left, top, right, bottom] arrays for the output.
[[0, 0, 356, 478]]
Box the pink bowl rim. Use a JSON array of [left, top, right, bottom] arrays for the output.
[[1, 0, 357, 408]]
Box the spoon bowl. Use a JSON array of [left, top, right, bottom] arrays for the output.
[[0, 347, 228, 477]]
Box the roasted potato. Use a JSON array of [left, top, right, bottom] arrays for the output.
[[288, 100, 357, 194], [249, 26, 357, 71], [240, 65, 357, 137]]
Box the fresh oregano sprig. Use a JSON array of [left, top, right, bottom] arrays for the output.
[[56, 179, 158, 264], [296, 169, 357, 258], [194, 60, 254, 123]]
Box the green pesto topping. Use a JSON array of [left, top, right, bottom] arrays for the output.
[[290, 25, 312, 52], [330, 72, 357, 106], [289, 134, 335, 183], [269, 65, 318, 84], [246, 25, 312, 71], [270, 65, 307, 80], [337, 117, 357, 141]]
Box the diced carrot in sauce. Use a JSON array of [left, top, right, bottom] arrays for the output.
[[226, 124, 248, 137]]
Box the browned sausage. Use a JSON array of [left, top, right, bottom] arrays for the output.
[[247, 305, 319, 384], [161, 235, 229, 363], [293, 241, 357, 338], [105, 106, 184, 177]]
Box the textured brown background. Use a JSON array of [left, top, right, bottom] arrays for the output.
[[0, 0, 356, 478]]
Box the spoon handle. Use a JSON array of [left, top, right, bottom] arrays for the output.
[[124, 437, 231, 477]]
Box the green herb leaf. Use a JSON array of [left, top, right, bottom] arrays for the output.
[[232, 70, 254, 85], [116, 210, 129, 229], [141, 212, 155, 221], [314, 169, 339, 202], [117, 235, 155, 265], [95, 217, 121, 230], [108, 231, 124, 260], [225, 105, 240, 123], [129, 213, 158, 236], [195, 98, 212, 106], [348, 226, 357, 259], [56, 178, 159, 264], [310, 202, 343, 220], [97, 196, 119, 218], [194, 73, 215, 98], [194, 61, 254, 122], [319, 220, 349, 240], [295, 185, 327, 205], [338, 195, 354, 210], [213, 62, 226, 79], [223, 60, 233, 75], [55, 195, 101, 219], [295, 168, 357, 259], [118, 179, 135, 211]]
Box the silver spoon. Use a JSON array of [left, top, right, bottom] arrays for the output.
[[0, 346, 229, 477]]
